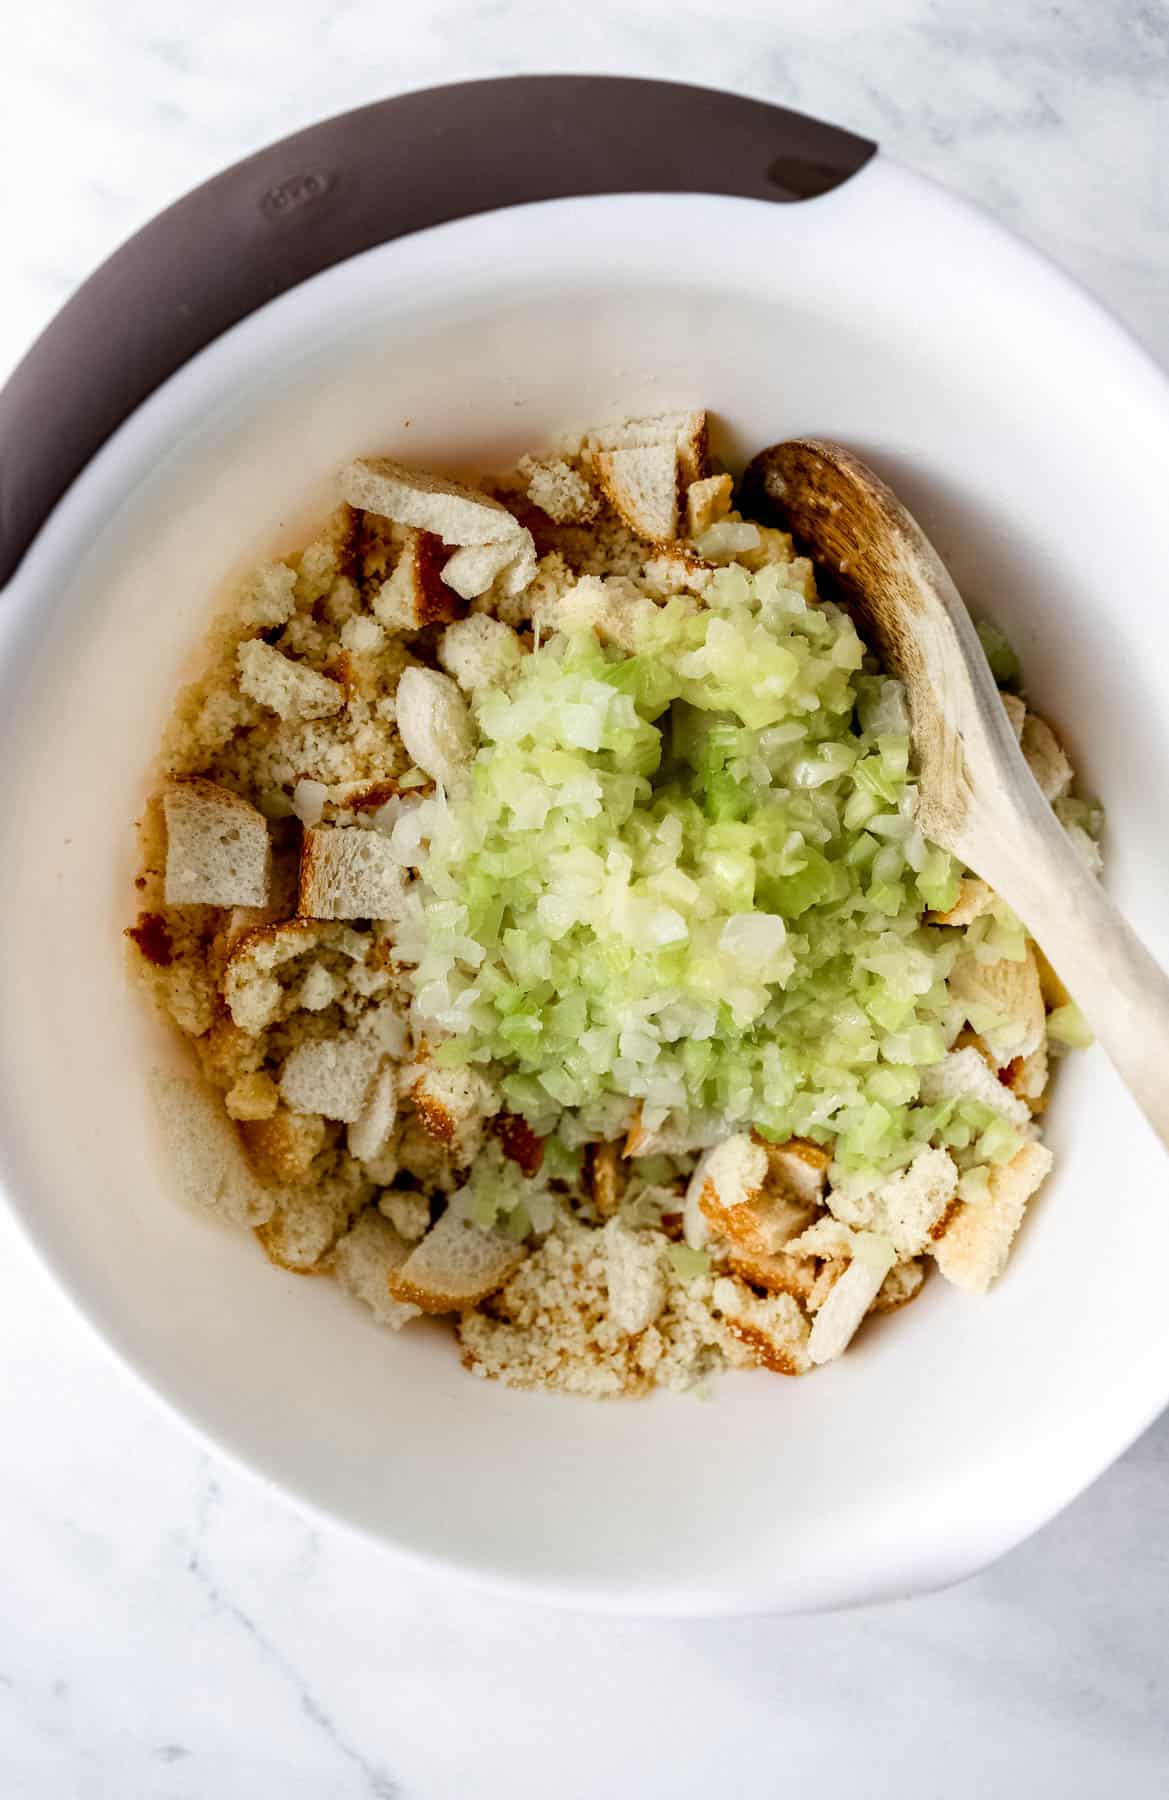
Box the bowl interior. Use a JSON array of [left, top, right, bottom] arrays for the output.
[[3, 174, 1169, 1612]]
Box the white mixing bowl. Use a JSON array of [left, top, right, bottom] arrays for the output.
[[2, 77, 1168, 1615]]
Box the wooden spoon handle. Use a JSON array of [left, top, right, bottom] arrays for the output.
[[971, 797, 1169, 1153]]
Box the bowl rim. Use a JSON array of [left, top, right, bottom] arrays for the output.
[[4, 169, 1169, 1616]]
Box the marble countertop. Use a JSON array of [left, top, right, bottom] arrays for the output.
[[3, 1, 1168, 1793]]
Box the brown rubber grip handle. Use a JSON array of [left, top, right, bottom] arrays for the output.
[[0, 75, 874, 588]]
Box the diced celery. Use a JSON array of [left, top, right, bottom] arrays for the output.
[[400, 546, 1091, 1175], [975, 619, 1022, 687], [1047, 1003, 1094, 1048], [667, 1245, 711, 1280]]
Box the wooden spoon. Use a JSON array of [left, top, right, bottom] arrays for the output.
[[741, 438, 1169, 1152]]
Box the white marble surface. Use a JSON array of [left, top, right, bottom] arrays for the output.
[[3, 1, 1168, 1792]]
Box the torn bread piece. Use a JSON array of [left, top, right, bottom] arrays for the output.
[[948, 943, 1046, 1063], [622, 1103, 721, 1160], [603, 1220, 667, 1334], [441, 538, 515, 600], [544, 574, 658, 652], [587, 1141, 623, 1220], [872, 1258, 927, 1313], [224, 1070, 280, 1121], [1001, 692, 1026, 742], [492, 546, 571, 627], [442, 531, 537, 601], [395, 1114, 460, 1192], [787, 1216, 859, 1262], [163, 778, 271, 908], [395, 666, 476, 788], [236, 639, 345, 722], [683, 1133, 769, 1249], [494, 537, 539, 597], [438, 615, 524, 694], [298, 826, 407, 921], [238, 559, 300, 627], [807, 1235, 897, 1364], [238, 1107, 328, 1185], [796, 1237, 927, 1323], [517, 454, 599, 524], [641, 545, 715, 598], [372, 528, 460, 631], [342, 456, 523, 547], [725, 1244, 819, 1305], [347, 1062, 398, 1164], [934, 1140, 1054, 1293], [711, 1186, 818, 1259], [193, 1013, 266, 1091], [333, 1208, 421, 1328], [712, 1276, 812, 1375], [293, 508, 356, 606], [148, 1072, 276, 1227], [1003, 1041, 1049, 1109], [1021, 713, 1073, 804], [919, 1046, 1033, 1128], [379, 1190, 430, 1242], [222, 920, 332, 1034], [686, 473, 733, 538], [686, 1134, 820, 1257], [279, 1033, 381, 1124], [387, 1208, 525, 1312], [594, 443, 679, 541], [411, 1061, 498, 1166], [254, 1166, 366, 1272], [340, 614, 386, 657], [589, 411, 709, 485], [826, 1147, 959, 1258], [762, 1137, 831, 1208]]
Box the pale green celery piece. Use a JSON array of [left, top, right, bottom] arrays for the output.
[[462, 1141, 540, 1230], [635, 1154, 678, 1184], [469, 1188, 500, 1228], [975, 619, 1022, 688], [916, 846, 960, 913], [976, 1116, 1023, 1165], [503, 1204, 532, 1242], [1047, 1003, 1094, 1049], [667, 1245, 711, 1281], [958, 1165, 992, 1204], [854, 1232, 896, 1273], [1052, 795, 1104, 839]]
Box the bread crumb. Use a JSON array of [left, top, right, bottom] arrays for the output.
[[341, 615, 386, 656], [458, 1217, 748, 1396], [225, 1071, 280, 1121], [379, 1190, 430, 1242], [334, 1207, 421, 1328], [237, 639, 345, 721], [518, 454, 599, 524], [280, 1034, 380, 1124], [438, 614, 523, 692], [603, 1219, 667, 1333]]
